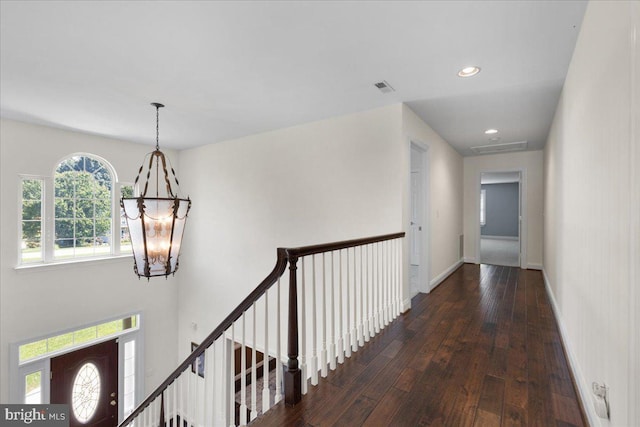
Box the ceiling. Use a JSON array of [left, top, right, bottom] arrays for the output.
[[0, 1, 587, 155]]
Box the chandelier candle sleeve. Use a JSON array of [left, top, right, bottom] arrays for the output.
[[121, 103, 191, 278]]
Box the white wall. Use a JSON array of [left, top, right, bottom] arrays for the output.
[[463, 151, 544, 268], [543, 1, 639, 425], [402, 105, 464, 290], [0, 119, 179, 402], [176, 104, 405, 353]]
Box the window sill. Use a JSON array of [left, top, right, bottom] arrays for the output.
[[15, 254, 133, 273]]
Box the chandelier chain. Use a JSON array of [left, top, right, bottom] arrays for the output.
[[155, 105, 160, 151]]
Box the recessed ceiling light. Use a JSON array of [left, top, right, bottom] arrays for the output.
[[485, 129, 498, 134], [457, 66, 481, 77]]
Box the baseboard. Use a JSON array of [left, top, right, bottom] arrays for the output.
[[527, 263, 543, 270], [430, 258, 463, 291], [401, 298, 411, 313], [480, 235, 518, 241], [542, 269, 599, 427], [463, 256, 477, 264]]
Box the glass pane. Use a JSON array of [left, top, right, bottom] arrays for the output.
[[19, 339, 47, 362], [21, 232, 42, 264], [25, 371, 42, 404], [95, 218, 110, 235], [55, 172, 76, 198], [76, 199, 94, 218], [72, 363, 100, 423], [55, 199, 74, 219], [48, 333, 73, 352], [75, 219, 94, 238], [55, 219, 74, 239], [95, 200, 110, 218], [121, 185, 134, 198], [74, 326, 97, 344], [97, 320, 123, 338], [22, 201, 41, 220], [22, 180, 42, 200], [74, 172, 96, 199], [56, 158, 81, 173], [55, 240, 76, 259], [22, 221, 41, 239]]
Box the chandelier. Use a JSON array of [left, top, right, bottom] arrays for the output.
[[121, 103, 191, 278]]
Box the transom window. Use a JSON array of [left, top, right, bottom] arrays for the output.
[[18, 153, 133, 266]]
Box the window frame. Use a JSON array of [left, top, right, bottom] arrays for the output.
[[16, 153, 132, 268], [17, 175, 46, 265]]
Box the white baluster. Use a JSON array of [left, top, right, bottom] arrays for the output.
[[351, 247, 358, 352], [275, 279, 283, 403], [375, 243, 381, 334], [229, 324, 235, 427], [300, 258, 308, 395], [141, 401, 147, 427], [358, 245, 365, 347], [396, 239, 402, 314], [390, 239, 396, 318], [345, 249, 352, 358], [195, 354, 201, 427], [337, 250, 344, 364], [383, 240, 389, 327], [251, 303, 258, 421], [310, 255, 319, 385], [329, 251, 337, 370], [321, 253, 328, 377], [206, 343, 215, 426], [171, 375, 177, 427], [378, 243, 384, 330], [240, 313, 247, 426], [368, 244, 375, 339], [262, 289, 271, 411], [178, 370, 184, 427]]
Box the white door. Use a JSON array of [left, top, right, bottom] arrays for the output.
[[410, 171, 422, 266], [410, 144, 424, 295]]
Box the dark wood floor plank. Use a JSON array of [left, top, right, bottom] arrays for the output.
[[361, 386, 406, 426], [331, 395, 377, 427], [254, 264, 585, 427], [477, 374, 505, 419]]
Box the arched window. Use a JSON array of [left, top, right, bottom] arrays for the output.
[[54, 155, 114, 258]]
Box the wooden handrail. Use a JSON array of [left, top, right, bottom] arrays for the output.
[[119, 248, 289, 426], [119, 232, 405, 426], [284, 232, 404, 258]]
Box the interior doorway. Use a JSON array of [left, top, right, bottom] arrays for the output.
[[409, 142, 429, 294], [51, 339, 118, 427], [479, 171, 521, 267]]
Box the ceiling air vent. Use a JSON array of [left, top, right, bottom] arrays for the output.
[[470, 141, 528, 155], [374, 80, 395, 93]]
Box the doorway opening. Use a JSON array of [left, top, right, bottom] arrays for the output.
[[409, 142, 430, 295], [479, 171, 521, 267]]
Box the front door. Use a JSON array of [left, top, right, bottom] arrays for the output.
[[51, 339, 118, 427]]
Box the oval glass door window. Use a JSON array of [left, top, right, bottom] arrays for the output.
[[71, 362, 101, 423]]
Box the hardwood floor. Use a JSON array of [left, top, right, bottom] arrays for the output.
[[255, 264, 586, 427]]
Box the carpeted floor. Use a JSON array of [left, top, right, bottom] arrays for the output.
[[480, 237, 520, 266]]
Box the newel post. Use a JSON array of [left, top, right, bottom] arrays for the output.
[[284, 255, 302, 406]]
